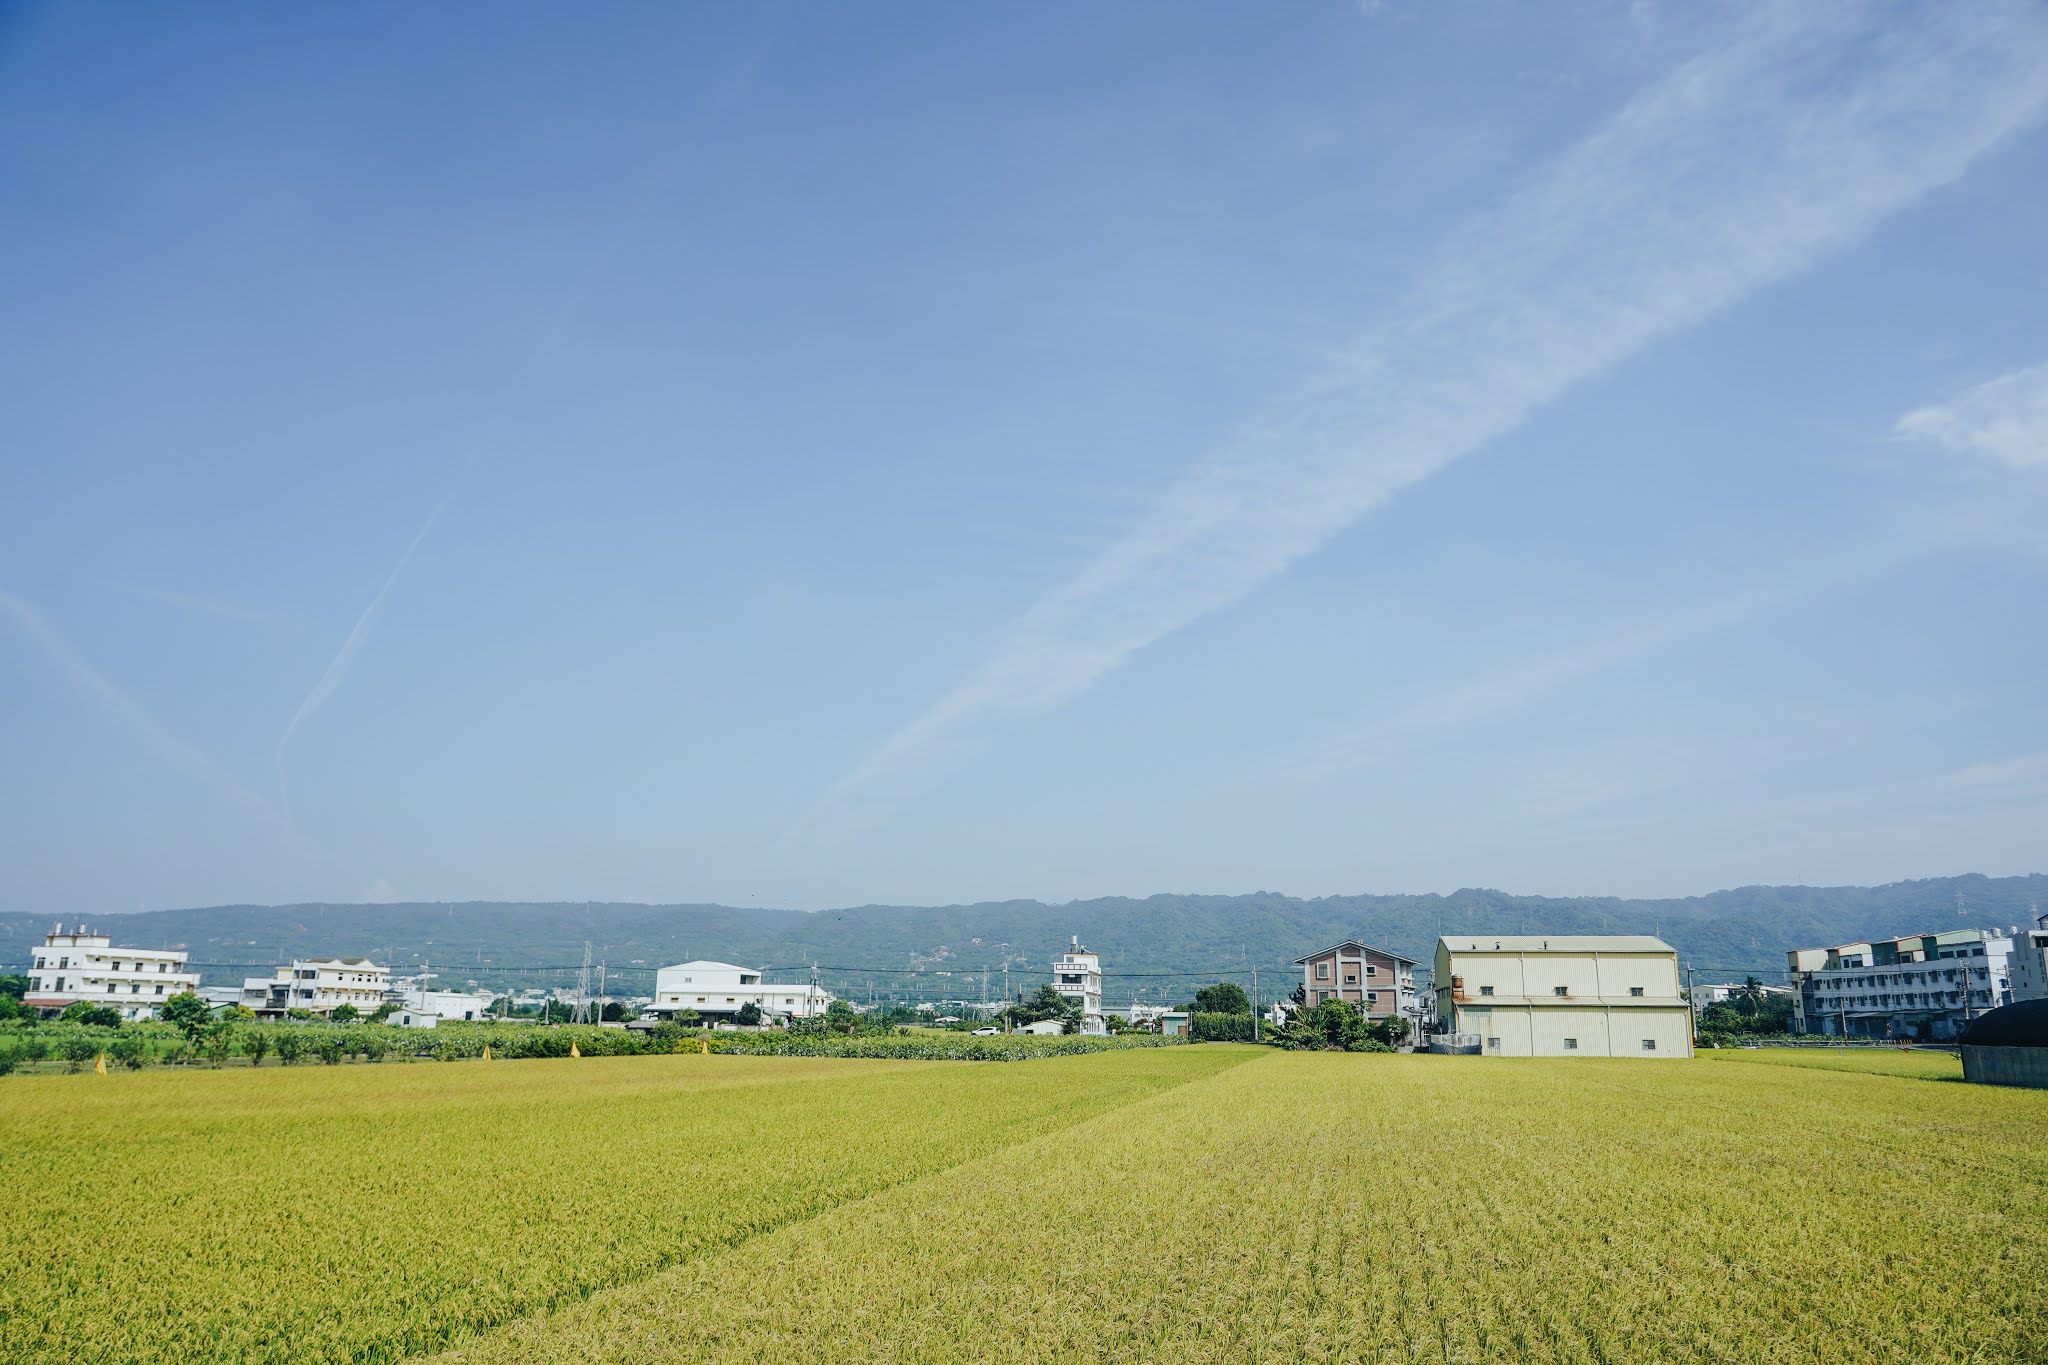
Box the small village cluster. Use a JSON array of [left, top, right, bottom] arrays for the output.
[[16, 914, 2048, 1074]]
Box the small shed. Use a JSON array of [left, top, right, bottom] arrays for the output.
[[1958, 1000, 2048, 1089], [1160, 1010, 1190, 1039]]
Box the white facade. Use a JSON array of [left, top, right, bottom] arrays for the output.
[[1433, 936, 1693, 1058], [387, 988, 498, 1027], [1788, 929, 2013, 1040], [2007, 918, 2048, 1004], [1688, 981, 1796, 1010], [241, 957, 390, 1016], [646, 960, 831, 1021], [1051, 937, 1105, 1035], [23, 925, 200, 1021], [1016, 1019, 1065, 1035]]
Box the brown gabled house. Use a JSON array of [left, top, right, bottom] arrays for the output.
[[1293, 939, 1419, 1019]]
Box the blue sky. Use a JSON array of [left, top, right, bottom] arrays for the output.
[[3, 1, 2046, 915]]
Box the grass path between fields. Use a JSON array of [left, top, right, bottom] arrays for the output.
[[0, 1047, 1256, 1365], [426, 1051, 2048, 1365]]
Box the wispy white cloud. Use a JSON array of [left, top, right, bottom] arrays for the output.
[[275, 505, 442, 804], [833, 3, 2048, 795], [1895, 360, 2048, 471], [0, 586, 274, 818]]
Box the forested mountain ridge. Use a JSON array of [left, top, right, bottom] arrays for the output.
[[4, 874, 2041, 1004]]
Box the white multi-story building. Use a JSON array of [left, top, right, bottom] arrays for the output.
[[1051, 937, 1105, 1035], [1433, 935, 1693, 1057], [241, 958, 390, 1017], [644, 960, 831, 1022], [21, 925, 201, 1021], [2007, 914, 2048, 1004], [1789, 928, 2013, 1041]]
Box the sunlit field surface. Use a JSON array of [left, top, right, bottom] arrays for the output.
[[1695, 1044, 1964, 1080], [434, 1052, 2047, 1365], [0, 1048, 1247, 1364]]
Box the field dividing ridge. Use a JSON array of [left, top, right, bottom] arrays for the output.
[[0, 1047, 1252, 1365]]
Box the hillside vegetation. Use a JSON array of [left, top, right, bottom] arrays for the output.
[[4, 873, 2041, 998]]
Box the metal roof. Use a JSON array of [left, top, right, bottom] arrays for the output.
[[1436, 935, 1675, 954]]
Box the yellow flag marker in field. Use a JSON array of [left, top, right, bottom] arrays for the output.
[[94, 1052, 107, 1075], [481, 1044, 492, 1062], [700, 1037, 711, 1056], [569, 1041, 582, 1058]]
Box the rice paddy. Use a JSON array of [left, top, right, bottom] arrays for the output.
[[5, 1045, 2041, 1364]]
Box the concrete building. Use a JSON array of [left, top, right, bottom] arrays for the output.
[[1051, 937, 1105, 1035], [1016, 1019, 1065, 1035], [2006, 913, 2048, 1004], [1787, 928, 2012, 1041], [1433, 935, 1693, 1058], [1293, 939, 1419, 1020], [1688, 981, 1795, 1011], [241, 958, 390, 1017], [21, 924, 200, 1021], [644, 960, 831, 1023], [386, 988, 498, 1027]]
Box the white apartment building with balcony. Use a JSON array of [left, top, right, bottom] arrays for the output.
[[1052, 937, 1105, 1035], [1788, 928, 2013, 1041], [644, 960, 831, 1022], [2007, 914, 2048, 1004], [1433, 935, 1693, 1057], [21, 925, 200, 1021], [241, 958, 390, 1017]]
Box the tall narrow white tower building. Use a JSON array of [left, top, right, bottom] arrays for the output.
[[1052, 937, 1105, 1035]]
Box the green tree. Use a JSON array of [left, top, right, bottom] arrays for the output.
[[0, 994, 31, 1023], [367, 1001, 399, 1024], [1191, 982, 1251, 1016], [0, 972, 29, 999], [734, 1001, 762, 1026], [111, 1032, 150, 1069], [273, 1032, 307, 1065], [245, 1030, 273, 1066], [61, 1002, 123, 1029], [160, 991, 212, 1042], [225, 1004, 257, 1021], [825, 999, 859, 1032], [313, 1037, 346, 1065], [61, 1035, 99, 1072], [201, 1022, 235, 1067], [329, 1003, 360, 1023]]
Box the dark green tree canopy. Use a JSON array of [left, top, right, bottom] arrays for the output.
[[159, 991, 213, 1039], [1191, 982, 1251, 1016]]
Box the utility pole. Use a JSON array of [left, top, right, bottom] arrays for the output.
[[1250, 964, 1260, 1043], [1002, 963, 1010, 1033], [597, 961, 607, 1025], [1686, 966, 1697, 1046]]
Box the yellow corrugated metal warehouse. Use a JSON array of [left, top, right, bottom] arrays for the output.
[[1433, 935, 1693, 1057]]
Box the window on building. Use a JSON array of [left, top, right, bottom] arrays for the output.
[[1315, 963, 1330, 980], [1485, 1037, 1500, 1049], [1479, 986, 1495, 996], [155, 984, 164, 994], [1563, 1038, 1578, 1049], [1344, 973, 1357, 984], [1366, 964, 1378, 976], [1630, 986, 1645, 997], [1641, 1039, 1657, 1051], [1553, 986, 1569, 996], [1366, 992, 1378, 1004]]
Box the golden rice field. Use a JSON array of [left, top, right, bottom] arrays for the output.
[[1696, 1043, 1964, 1079], [5, 1045, 2042, 1365]]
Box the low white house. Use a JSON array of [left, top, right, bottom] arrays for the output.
[[241, 958, 390, 1017], [1016, 1019, 1065, 1035], [645, 960, 831, 1023], [22, 925, 201, 1021], [1433, 935, 1693, 1058], [387, 988, 498, 1028]]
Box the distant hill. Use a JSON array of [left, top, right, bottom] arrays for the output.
[[5, 874, 2042, 1008]]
